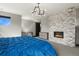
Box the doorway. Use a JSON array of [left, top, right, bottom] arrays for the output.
[[35, 22, 40, 36]]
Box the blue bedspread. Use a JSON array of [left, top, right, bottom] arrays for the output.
[[0, 36, 58, 56]]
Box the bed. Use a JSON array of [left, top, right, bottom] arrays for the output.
[[0, 36, 58, 56]]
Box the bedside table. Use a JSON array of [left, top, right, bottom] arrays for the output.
[[22, 32, 33, 36], [39, 32, 49, 40]]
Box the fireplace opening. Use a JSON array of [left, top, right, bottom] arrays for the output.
[[54, 31, 64, 38]]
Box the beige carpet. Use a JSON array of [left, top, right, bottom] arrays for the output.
[[50, 41, 79, 56]]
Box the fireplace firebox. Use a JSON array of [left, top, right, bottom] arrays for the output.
[[54, 31, 64, 38]]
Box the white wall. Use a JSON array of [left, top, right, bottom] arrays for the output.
[[40, 16, 50, 32], [22, 19, 36, 36], [0, 11, 21, 37]]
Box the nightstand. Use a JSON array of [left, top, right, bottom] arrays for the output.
[[22, 32, 33, 36], [39, 32, 49, 40]]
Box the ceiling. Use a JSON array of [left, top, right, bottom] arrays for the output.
[[0, 3, 79, 21]]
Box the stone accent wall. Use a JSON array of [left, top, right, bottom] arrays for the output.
[[48, 8, 76, 47], [41, 7, 79, 47]]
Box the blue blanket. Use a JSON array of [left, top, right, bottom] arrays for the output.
[[0, 36, 58, 56]]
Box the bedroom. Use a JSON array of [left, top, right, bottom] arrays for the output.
[[0, 3, 79, 56]]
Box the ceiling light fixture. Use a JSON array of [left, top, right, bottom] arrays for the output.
[[32, 3, 45, 16]]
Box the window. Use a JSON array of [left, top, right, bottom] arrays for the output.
[[0, 15, 11, 26]]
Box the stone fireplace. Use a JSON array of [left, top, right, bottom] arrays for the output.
[[48, 7, 76, 47]]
